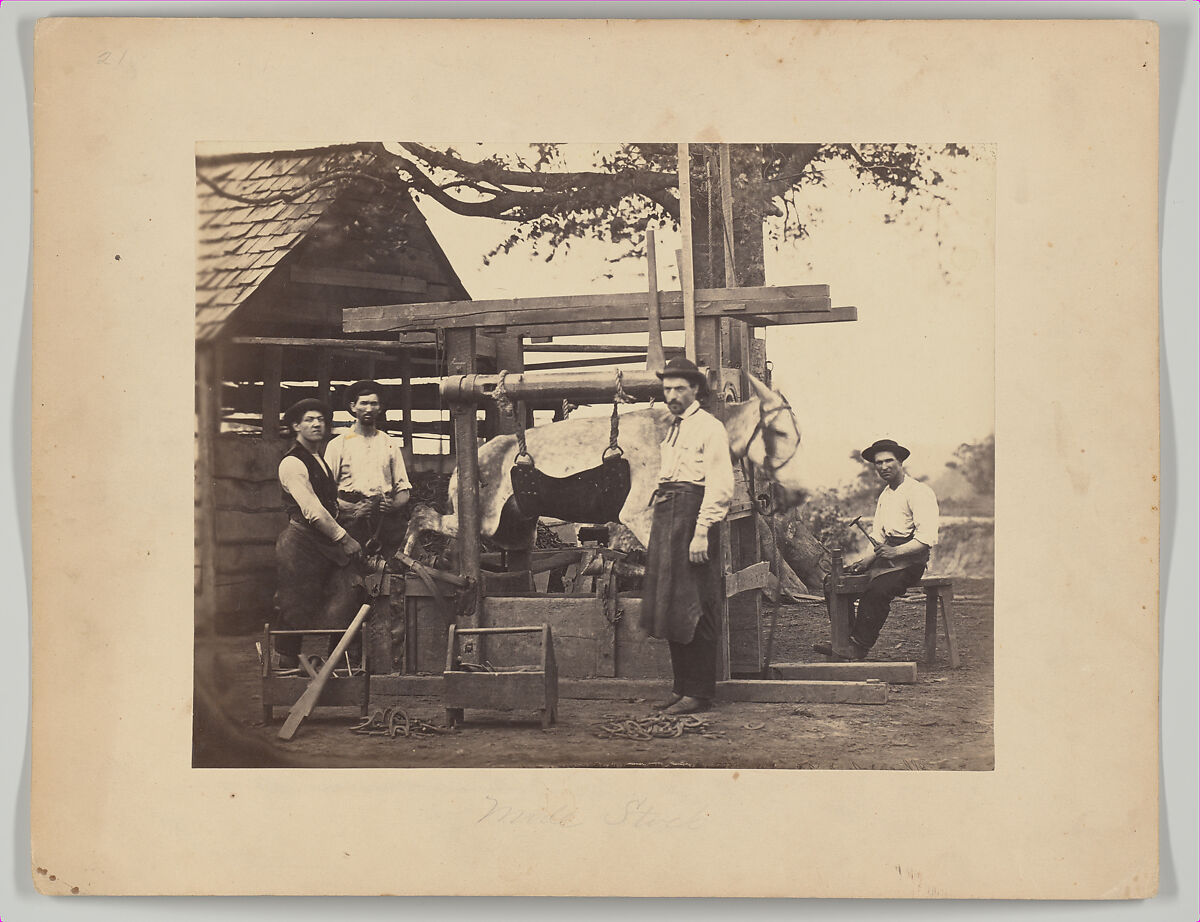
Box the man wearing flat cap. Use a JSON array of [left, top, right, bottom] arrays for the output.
[[816, 438, 940, 660], [638, 357, 735, 715], [324, 380, 412, 551], [274, 398, 363, 672]]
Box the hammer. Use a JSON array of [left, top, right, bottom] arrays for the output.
[[849, 515, 883, 550]]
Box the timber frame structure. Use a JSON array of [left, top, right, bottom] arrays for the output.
[[342, 270, 859, 688]]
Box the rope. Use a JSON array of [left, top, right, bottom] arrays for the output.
[[494, 370, 532, 465], [603, 368, 637, 461]]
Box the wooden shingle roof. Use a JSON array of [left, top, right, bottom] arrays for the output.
[[195, 144, 382, 341]]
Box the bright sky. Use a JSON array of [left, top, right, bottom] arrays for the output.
[[415, 144, 995, 490]]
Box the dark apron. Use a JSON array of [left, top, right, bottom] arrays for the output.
[[865, 533, 930, 584], [637, 483, 718, 644]]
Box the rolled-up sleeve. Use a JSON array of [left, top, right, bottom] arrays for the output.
[[390, 439, 412, 494], [910, 482, 940, 548], [696, 418, 735, 531], [279, 457, 346, 543]]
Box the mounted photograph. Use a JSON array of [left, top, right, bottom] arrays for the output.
[[193, 140, 995, 769]]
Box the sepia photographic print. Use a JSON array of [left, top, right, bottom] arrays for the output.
[[32, 17, 1161, 898], [193, 140, 995, 770]]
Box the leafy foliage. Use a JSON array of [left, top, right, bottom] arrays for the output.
[[946, 434, 995, 495], [373, 141, 973, 265]]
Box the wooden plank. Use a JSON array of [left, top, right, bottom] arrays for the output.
[[346, 295, 833, 334], [524, 355, 651, 371], [717, 679, 888, 705], [677, 143, 696, 360], [749, 306, 857, 326], [216, 543, 276, 574], [505, 312, 849, 339], [343, 286, 831, 333], [480, 596, 608, 678], [443, 671, 549, 713], [291, 265, 428, 295], [314, 348, 332, 409], [370, 675, 886, 704], [215, 509, 285, 544], [213, 437, 285, 482], [770, 662, 918, 684], [725, 560, 770, 597]]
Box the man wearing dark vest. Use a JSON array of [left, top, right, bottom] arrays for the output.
[[815, 438, 940, 660], [638, 357, 735, 715], [273, 398, 363, 673]]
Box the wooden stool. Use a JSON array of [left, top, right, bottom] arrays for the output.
[[443, 625, 558, 728], [918, 578, 960, 667]]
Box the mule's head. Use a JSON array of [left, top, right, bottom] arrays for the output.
[[726, 376, 808, 509]]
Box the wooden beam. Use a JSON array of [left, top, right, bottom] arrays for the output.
[[398, 349, 415, 473], [749, 306, 857, 327], [524, 355, 652, 371], [369, 675, 888, 703], [260, 345, 282, 439], [645, 228, 665, 372], [314, 347, 332, 408], [770, 662, 918, 684], [446, 328, 481, 633], [342, 284, 831, 333], [677, 143, 697, 361], [195, 345, 221, 635], [719, 144, 737, 287], [521, 343, 686, 355], [291, 265, 428, 295], [504, 312, 852, 339], [716, 679, 888, 705], [231, 336, 413, 350]]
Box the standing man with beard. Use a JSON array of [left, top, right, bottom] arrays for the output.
[[637, 357, 735, 715], [815, 438, 940, 661], [274, 399, 363, 672], [324, 380, 412, 550]]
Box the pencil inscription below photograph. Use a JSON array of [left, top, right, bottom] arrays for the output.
[[193, 141, 995, 769]]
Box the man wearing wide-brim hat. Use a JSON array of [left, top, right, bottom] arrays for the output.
[[637, 357, 735, 714], [273, 398, 364, 673], [815, 438, 940, 661]]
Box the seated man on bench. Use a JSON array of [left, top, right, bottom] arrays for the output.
[[816, 438, 940, 661]]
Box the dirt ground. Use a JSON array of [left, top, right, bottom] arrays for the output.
[[195, 578, 993, 770]]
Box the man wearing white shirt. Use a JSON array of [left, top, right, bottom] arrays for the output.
[[324, 380, 412, 549], [816, 438, 940, 660], [274, 398, 363, 672], [637, 357, 735, 714]]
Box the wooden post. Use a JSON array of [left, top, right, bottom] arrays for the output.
[[446, 328, 481, 645], [645, 229, 665, 372], [261, 345, 282, 439], [718, 144, 737, 287], [195, 344, 221, 635], [493, 335, 525, 435], [315, 347, 332, 409], [398, 349, 415, 473], [677, 143, 697, 362]]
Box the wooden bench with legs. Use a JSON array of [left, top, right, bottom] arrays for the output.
[[825, 552, 962, 667]]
